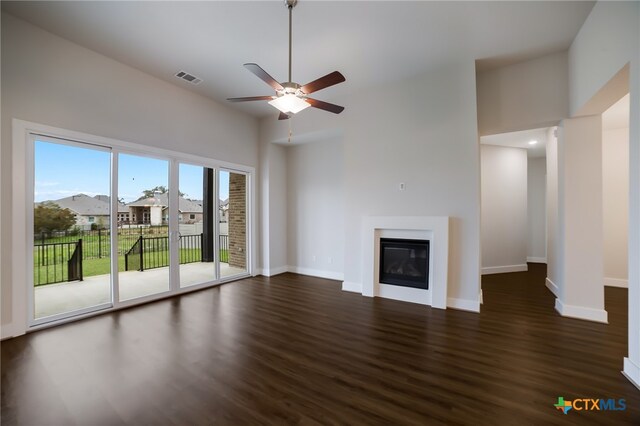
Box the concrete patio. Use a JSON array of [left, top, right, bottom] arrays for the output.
[[34, 262, 246, 319]]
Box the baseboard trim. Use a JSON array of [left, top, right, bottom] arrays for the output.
[[342, 281, 362, 293], [447, 297, 480, 313], [527, 256, 547, 264], [261, 266, 289, 277], [545, 278, 558, 297], [481, 264, 528, 275], [623, 358, 640, 391], [253, 268, 263, 277], [554, 298, 608, 323], [288, 266, 344, 282], [604, 277, 628, 288]]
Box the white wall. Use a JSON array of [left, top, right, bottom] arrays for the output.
[[568, 2, 639, 117], [557, 116, 606, 322], [1, 13, 258, 329], [286, 138, 344, 280], [260, 61, 481, 309], [546, 127, 560, 295], [603, 127, 629, 287], [480, 145, 528, 273], [527, 157, 546, 262], [476, 52, 569, 136], [258, 133, 288, 276], [567, 0, 639, 387]]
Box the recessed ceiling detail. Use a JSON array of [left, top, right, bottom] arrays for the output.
[[175, 70, 202, 85]]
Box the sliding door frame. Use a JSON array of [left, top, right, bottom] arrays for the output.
[[11, 119, 255, 336], [27, 134, 114, 327]]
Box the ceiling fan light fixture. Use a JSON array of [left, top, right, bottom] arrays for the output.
[[268, 93, 310, 114], [227, 0, 345, 119]]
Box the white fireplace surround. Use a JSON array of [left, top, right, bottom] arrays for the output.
[[361, 216, 449, 309]]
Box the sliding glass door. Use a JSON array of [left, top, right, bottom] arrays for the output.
[[29, 132, 252, 326], [178, 163, 217, 288], [117, 153, 171, 301], [32, 137, 112, 322]]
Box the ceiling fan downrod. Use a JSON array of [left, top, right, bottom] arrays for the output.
[[286, 0, 297, 83]]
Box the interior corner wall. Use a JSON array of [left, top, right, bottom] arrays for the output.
[[527, 157, 546, 262], [1, 13, 259, 330], [476, 51, 568, 136], [603, 127, 629, 286], [480, 145, 528, 273], [567, 0, 639, 385], [286, 138, 345, 280]]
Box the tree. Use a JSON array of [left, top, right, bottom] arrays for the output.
[[34, 202, 76, 234], [136, 186, 185, 201]]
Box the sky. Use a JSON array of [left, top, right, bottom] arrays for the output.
[[34, 140, 230, 203]]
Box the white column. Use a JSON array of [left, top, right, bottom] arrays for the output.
[[150, 206, 163, 226], [555, 116, 607, 322]]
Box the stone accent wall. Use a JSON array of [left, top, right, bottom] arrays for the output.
[[228, 173, 247, 269]]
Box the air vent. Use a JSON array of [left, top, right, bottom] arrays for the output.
[[175, 70, 202, 85]]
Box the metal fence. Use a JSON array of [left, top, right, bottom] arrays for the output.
[[219, 234, 229, 263], [124, 234, 229, 271], [34, 229, 230, 284], [35, 226, 169, 260], [33, 240, 82, 286]]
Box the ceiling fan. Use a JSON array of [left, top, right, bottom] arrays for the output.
[[227, 0, 346, 120]]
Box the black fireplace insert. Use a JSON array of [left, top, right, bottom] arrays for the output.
[[379, 238, 429, 289]]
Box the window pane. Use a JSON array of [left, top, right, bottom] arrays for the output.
[[117, 154, 170, 301], [33, 140, 111, 320], [179, 164, 216, 287]]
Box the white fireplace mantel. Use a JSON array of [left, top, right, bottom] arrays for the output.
[[361, 216, 449, 309]]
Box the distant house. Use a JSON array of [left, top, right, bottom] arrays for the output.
[[219, 198, 229, 223], [125, 193, 203, 226], [41, 194, 128, 229], [191, 198, 228, 223]]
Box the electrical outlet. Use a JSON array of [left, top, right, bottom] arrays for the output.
[[399, 182, 406, 191], [328, 257, 333, 264]]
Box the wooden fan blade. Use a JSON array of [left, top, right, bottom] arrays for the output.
[[278, 112, 290, 120], [305, 98, 345, 114], [300, 71, 345, 94], [227, 96, 274, 102], [244, 63, 284, 91]]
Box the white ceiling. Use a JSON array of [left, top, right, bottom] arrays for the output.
[[480, 127, 549, 158], [2, 1, 595, 118]]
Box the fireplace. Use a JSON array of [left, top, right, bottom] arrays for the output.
[[379, 238, 429, 289], [357, 216, 449, 309]]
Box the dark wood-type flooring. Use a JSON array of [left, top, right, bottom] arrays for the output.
[[2, 264, 639, 425]]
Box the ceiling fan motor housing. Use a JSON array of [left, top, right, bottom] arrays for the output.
[[279, 82, 305, 98]]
